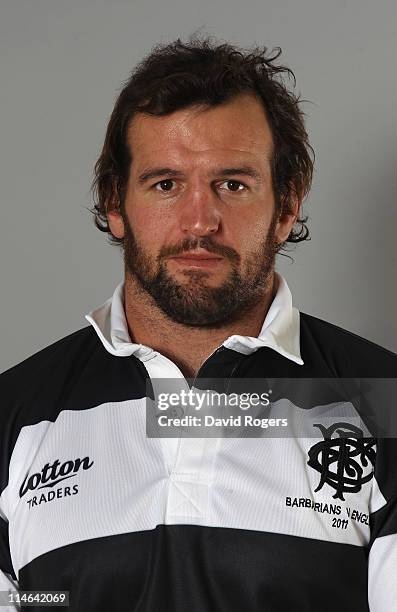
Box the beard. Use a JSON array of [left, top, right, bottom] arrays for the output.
[[121, 214, 278, 329]]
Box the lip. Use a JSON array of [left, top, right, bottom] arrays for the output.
[[168, 253, 224, 268]]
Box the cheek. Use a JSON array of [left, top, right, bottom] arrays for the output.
[[231, 211, 272, 252], [128, 205, 157, 237], [126, 186, 184, 238]]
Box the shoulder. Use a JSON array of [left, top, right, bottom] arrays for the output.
[[299, 312, 397, 376], [0, 325, 100, 396], [0, 325, 109, 460]]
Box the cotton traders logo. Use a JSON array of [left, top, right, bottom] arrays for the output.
[[19, 457, 94, 499], [307, 423, 376, 501]]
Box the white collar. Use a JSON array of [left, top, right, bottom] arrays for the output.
[[85, 272, 304, 365]]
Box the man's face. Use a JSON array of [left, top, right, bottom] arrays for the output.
[[108, 93, 298, 328]]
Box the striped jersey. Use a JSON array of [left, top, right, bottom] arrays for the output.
[[0, 273, 396, 611]]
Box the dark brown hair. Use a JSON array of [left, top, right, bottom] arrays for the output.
[[91, 35, 314, 250]]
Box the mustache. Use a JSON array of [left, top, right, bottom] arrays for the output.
[[159, 237, 240, 264]]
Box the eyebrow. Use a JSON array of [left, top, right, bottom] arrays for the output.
[[137, 165, 263, 185]]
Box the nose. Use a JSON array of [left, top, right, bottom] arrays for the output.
[[179, 185, 221, 237]]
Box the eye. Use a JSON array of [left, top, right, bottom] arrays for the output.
[[153, 179, 176, 192], [219, 180, 247, 192]]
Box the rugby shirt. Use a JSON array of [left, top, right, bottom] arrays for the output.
[[0, 272, 396, 611]]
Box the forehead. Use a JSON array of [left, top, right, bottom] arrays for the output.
[[127, 93, 273, 167]]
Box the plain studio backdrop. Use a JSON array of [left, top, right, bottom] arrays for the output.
[[1, 0, 396, 373]]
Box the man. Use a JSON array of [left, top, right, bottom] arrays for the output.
[[0, 37, 396, 611]]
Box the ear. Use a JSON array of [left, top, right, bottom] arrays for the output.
[[107, 205, 125, 240], [106, 178, 125, 240], [274, 186, 302, 244]]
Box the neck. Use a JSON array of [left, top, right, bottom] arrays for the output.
[[123, 272, 278, 378]]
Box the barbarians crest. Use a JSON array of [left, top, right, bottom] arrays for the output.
[[307, 422, 376, 501]]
